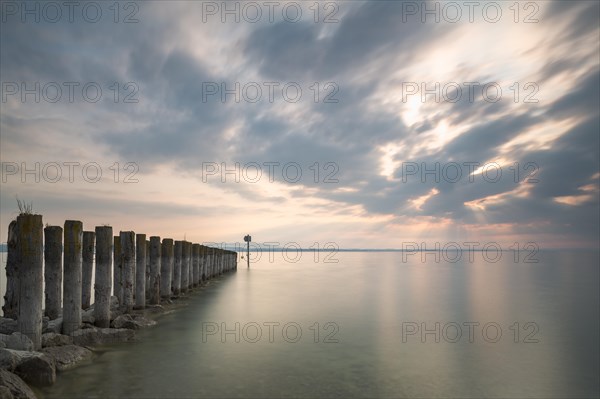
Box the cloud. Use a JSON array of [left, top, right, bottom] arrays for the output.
[[1, 0, 598, 247]]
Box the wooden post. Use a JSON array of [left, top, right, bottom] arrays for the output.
[[214, 249, 219, 276], [192, 244, 200, 287], [205, 247, 211, 280], [16, 214, 43, 350], [145, 240, 150, 299], [219, 249, 223, 275], [209, 248, 215, 279], [63, 220, 83, 336], [198, 245, 206, 282], [181, 241, 189, 294], [135, 234, 146, 309], [2, 220, 19, 319], [121, 231, 135, 313], [173, 241, 182, 297], [220, 250, 224, 274], [81, 231, 95, 309], [113, 236, 122, 304], [44, 225, 62, 320], [160, 239, 173, 300], [94, 226, 112, 328], [188, 242, 193, 289], [148, 236, 161, 305]]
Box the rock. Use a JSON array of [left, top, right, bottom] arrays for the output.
[[112, 315, 156, 330], [0, 343, 5, 349], [0, 350, 17, 372], [41, 333, 72, 348], [43, 318, 62, 334], [110, 309, 122, 321], [141, 305, 165, 314], [14, 354, 55, 387], [0, 385, 12, 399], [71, 328, 135, 347], [111, 315, 135, 329], [5, 335, 33, 352], [0, 349, 44, 373], [0, 320, 17, 336], [41, 345, 92, 372], [81, 312, 95, 325], [0, 370, 36, 399]]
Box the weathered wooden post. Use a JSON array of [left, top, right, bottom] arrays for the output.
[[206, 247, 211, 280], [121, 231, 135, 313], [203, 246, 209, 281], [219, 249, 224, 275], [113, 236, 122, 304], [2, 220, 19, 319], [181, 241, 189, 293], [145, 239, 150, 298], [82, 231, 95, 309], [192, 244, 200, 287], [209, 247, 215, 279], [63, 220, 83, 336], [188, 242, 193, 289], [44, 225, 62, 320], [160, 239, 173, 300], [135, 234, 146, 309], [173, 241, 182, 297], [148, 236, 161, 305], [212, 248, 218, 278], [16, 214, 43, 350], [221, 250, 225, 273], [215, 248, 223, 276], [94, 226, 112, 328], [220, 249, 223, 274], [198, 245, 205, 282]]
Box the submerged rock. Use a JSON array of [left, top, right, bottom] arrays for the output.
[[0, 349, 43, 373], [111, 314, 156, 330], [41, 345, 92, 372], [14, 354, 55, 387], [0, 370, 36, 399], [71, 327, 135, 347]]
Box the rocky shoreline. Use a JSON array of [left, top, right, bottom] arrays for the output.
[[0, 293, 194, 399]]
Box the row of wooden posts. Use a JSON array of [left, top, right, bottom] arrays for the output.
[[3, 214, 238, 350]]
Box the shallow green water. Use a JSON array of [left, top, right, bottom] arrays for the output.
[[23, 250, 600, 398]]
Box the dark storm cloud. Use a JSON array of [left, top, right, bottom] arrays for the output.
[[243, 0, 450, 81], [544, 0, 600, 42]]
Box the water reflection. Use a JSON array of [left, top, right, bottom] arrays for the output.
[[32, 250, 600, 398]]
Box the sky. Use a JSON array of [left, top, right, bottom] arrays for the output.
[[0, 0, 599, 250]]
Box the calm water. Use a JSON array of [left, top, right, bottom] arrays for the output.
[[2, 250, 599, 398]]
